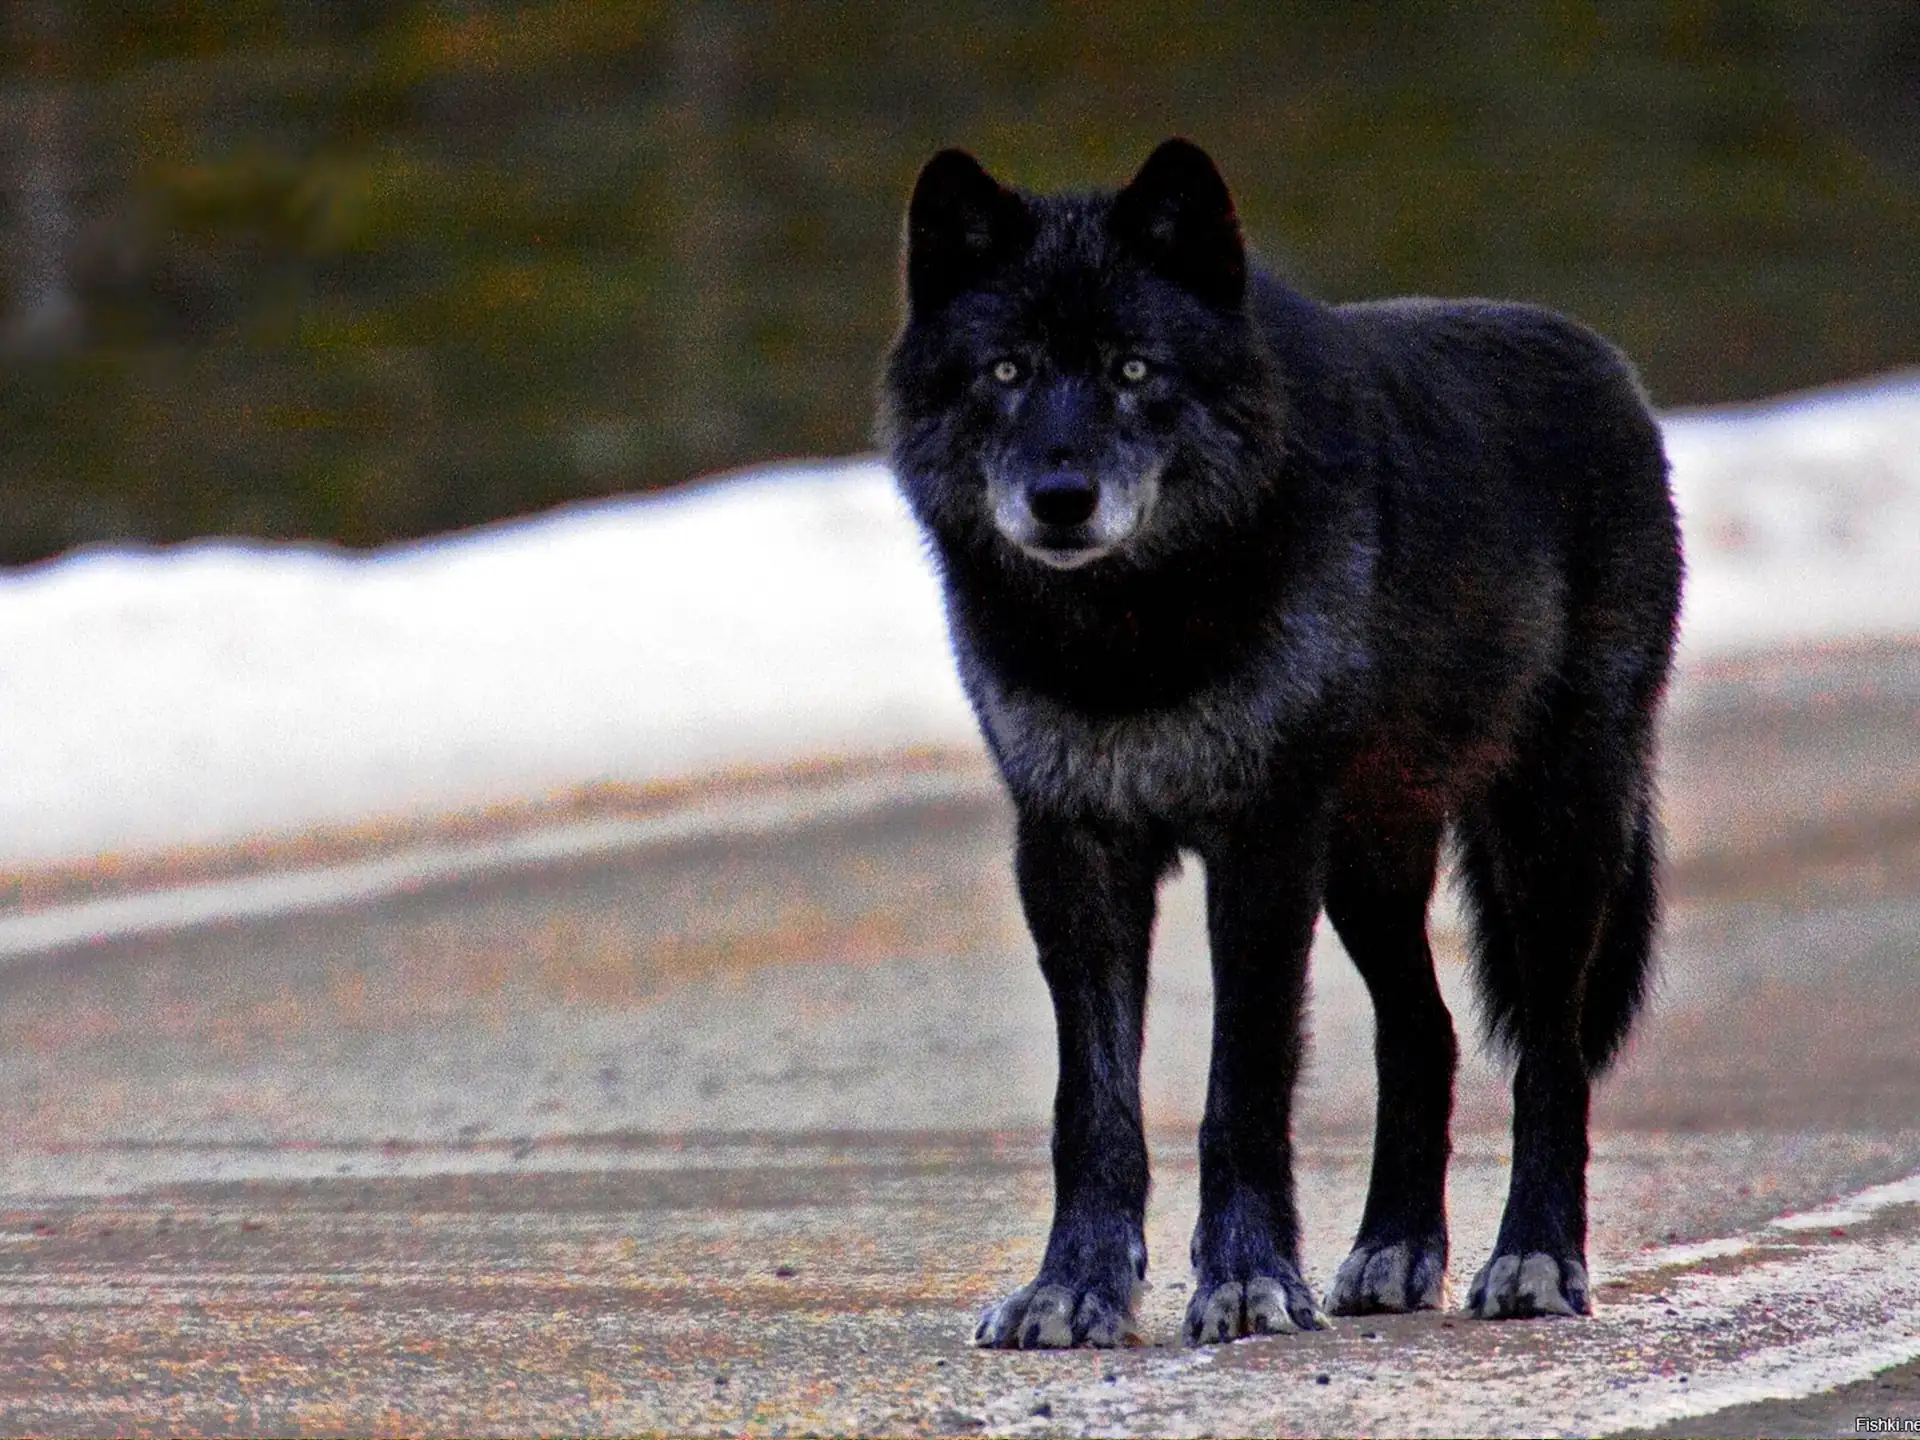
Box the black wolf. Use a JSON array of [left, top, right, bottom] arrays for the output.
[[878, 139, 1683, 1348]]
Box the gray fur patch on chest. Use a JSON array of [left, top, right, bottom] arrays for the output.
[[964, 620, 1351, 823], [976, 684, 1272, 822]]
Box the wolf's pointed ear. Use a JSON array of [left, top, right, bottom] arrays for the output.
[[1111, 138, 1245, 309], [904, 149, 1030, 315]]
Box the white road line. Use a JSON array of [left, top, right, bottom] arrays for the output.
[[1768, 1173, 1920, 1231], [1583, 1234, 1920, 1435], [1610, 1172, 1920, 1274]]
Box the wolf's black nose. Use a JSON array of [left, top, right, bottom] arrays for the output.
[[1029, 471, 1098, 528]]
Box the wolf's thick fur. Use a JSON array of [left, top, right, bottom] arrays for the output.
[[879, 139, 1683, 1348]]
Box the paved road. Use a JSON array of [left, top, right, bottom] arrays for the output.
[[0, 643, 1916, 1436]]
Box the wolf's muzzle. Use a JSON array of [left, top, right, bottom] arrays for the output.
[[1028, 471, 1099, 530]]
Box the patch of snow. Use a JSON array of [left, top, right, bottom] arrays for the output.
[[1665, 369, 1920, 659], [0, 461, 969, 871]]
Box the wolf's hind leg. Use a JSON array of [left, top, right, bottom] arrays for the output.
[[1459, 768, 1655, 1320], [1321, 817, 1455, 1315]]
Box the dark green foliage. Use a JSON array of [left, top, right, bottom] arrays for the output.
[[2, 1, 1916, 561]]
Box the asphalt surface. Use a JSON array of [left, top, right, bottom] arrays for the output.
[[0, 641, 1917, 1436]]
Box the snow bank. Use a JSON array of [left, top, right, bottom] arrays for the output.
[[2, 375, 1916, 872], [1664, 370, 1920, 657]]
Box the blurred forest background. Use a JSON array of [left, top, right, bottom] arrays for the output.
[[2, 1, 1917, 563]]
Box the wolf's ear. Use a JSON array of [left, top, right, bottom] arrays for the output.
[[904, 149, 1030, 314], [1111, 138, 1245, 309]]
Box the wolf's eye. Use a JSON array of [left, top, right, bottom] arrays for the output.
[[990, 358, 1025, 386], [1116, 356, 1150, 384]]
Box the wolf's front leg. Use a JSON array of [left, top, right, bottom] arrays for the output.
[[1185, 816, 1330, 1344], [973, 812, 1169, 1350]]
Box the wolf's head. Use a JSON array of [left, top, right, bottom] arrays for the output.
[[881, 139, 1284, 577]]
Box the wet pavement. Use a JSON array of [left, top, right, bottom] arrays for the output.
[[0, 642, 1917, 1436]]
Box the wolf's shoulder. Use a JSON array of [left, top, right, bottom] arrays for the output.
[[1321, 294, 1644, 396], [1333, 294, 1582, 331]]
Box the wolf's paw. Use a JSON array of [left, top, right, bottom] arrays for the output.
[[1466, 1251, 1590, 1319], [972, 1280, 1135, 1349], [1324, 1235, 1447, 1315], [1184, 1268, 1328, 1345]]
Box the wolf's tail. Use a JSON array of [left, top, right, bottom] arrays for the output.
[[1579, 801, 1659, 1076]]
